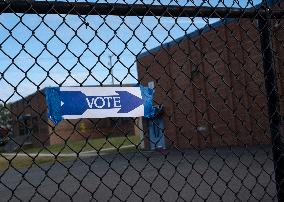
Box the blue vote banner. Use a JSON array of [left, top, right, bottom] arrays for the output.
[[45, 86, 155, 125]]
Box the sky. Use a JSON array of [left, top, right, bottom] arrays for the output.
[[0, 0, 263, 103]]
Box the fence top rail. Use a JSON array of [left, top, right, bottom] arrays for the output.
[[0, 1, 284, 18]]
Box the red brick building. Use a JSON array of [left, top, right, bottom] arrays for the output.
[[137, 7, 284, 149], [10, 89, 138, 147], [0, 127, 9, 146]]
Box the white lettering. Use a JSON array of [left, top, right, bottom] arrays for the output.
[[86, 96, 121, 109], [113, 97, 121, 108], [94, 97, 105, 109], [104, 97, 113, 108], [86, 98, 94, 108]]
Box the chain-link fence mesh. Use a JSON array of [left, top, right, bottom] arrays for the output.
[[1, 0, 284, 201]]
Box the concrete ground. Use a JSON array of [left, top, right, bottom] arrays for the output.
[[0, 145, 277, 202]]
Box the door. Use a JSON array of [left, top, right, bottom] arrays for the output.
[[149, 117, 165, 150]]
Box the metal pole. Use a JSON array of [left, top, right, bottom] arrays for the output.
[[1, 1, 284, 18], [108, 55, 114, 85], [259, 17, 284, 201]]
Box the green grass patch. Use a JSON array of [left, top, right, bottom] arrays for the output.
[[20, 135, 141, 155], [0, 135, 141, 171]]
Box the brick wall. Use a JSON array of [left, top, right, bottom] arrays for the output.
[[10, 91, 49, 146], [49, 117, 136, 145], [137, 18, 277, 149]]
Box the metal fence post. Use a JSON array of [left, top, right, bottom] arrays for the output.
[[259, 17, 284, 201]]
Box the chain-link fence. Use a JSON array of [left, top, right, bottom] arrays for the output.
[[1, 0, 284, 201]]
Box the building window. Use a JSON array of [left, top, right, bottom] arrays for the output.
[[19, 121, 29, 136], [18, 115, 38, 136], [32, 117, 39, 133], [191, 65, 199, 78]]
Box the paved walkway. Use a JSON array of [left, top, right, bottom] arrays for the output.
[[1, 145, 135, 158], [0, 146, 276, 202]]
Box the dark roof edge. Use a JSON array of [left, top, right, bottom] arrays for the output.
[[137, 0, 280, 60], [137, 18, 236, 59], [10, 87, 47, 105]]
